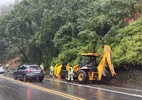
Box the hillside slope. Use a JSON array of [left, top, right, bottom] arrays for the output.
[[2, 57, 20, 69]]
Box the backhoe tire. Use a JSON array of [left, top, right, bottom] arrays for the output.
[[77, 70, 88, 84]]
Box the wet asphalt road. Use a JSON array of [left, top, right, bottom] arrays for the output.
[[0, 75, 70, 100], [0, 73, 142, 100]]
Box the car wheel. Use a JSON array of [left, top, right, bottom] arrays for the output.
[[13, 74, 17, 80], [39, 77, 43, 82], [23, 75, 27, 82], [65, 72, 68, 81]]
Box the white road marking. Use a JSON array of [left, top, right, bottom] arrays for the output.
[[47, 78, 142, 98]]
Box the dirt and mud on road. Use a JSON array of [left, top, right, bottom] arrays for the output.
[[111, 68, 142, 89]]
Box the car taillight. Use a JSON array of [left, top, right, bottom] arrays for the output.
[[41, 69, 44, 73], [26, 69, 33, 73]]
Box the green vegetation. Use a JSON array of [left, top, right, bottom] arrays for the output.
[[113, 17, 142, 67], [0, 0, 142, 69]]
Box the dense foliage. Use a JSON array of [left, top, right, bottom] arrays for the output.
[[0, 0, 142, 69], [112, 17, 142, 67]]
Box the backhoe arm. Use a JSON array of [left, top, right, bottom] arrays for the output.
[[97, 45, 116, 80]]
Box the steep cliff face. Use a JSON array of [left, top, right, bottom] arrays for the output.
[[123, 12, 141, 26]]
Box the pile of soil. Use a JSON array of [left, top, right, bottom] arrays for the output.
[[107, 68, 142, 89]]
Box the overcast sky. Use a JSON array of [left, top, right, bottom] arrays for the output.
[[0, 0, 15, 6]]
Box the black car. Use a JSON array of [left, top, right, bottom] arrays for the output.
[[13, 64, 44, 82]]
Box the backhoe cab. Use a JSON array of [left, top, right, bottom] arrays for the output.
[[74, 45, 116, 84]]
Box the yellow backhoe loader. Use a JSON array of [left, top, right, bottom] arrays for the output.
[[59, 45, 116, 83]]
